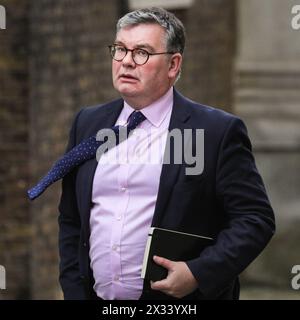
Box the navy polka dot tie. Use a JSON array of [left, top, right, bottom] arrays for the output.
[[27, 111, 146, 200]]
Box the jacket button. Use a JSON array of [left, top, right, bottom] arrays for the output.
[[83, 242, 87, 247]]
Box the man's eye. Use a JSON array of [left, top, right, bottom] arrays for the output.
[[116, 46, 126, 52], [136, 49, 148, 57]]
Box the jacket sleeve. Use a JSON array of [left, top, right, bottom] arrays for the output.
[[57, 109, 88, 299], [186, 117, 276, 298]]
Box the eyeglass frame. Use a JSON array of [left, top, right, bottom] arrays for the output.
[[108, 44, 177, 65]]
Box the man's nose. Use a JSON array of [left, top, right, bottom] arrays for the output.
[[122, 50, 136, 67]]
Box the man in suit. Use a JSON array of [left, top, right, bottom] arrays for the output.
[[57, 7, 275, 300]]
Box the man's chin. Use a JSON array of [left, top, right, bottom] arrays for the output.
[[117, 87, 139, 98]]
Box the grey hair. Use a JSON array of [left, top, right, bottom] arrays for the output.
[[116, 7, 186, 55]]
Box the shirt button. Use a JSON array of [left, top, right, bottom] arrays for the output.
[[114, 275, 120, 281], [112, 245, 118, 251], [121, 186, 126, 192], [116, 215, 122, 220]]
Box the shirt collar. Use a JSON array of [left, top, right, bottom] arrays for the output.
[[123, 87, 174, 128]]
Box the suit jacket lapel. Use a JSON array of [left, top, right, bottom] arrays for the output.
[[151, 89, 191, 227]]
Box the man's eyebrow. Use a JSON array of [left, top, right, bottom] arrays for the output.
[[135, 44, 155, 51], [114, 41, 155, 52]]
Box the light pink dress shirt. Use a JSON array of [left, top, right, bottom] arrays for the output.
[[89, 87, 173, 300]]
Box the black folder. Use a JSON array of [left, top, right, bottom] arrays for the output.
[[141, 227, 213, 281]]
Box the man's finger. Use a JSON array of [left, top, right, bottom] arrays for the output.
[[150, 278, 169, 291], [153, 255, 174, 270]]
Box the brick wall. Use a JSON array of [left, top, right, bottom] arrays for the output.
[[178, 0, 236, 112], [0, 0, 30, 299]]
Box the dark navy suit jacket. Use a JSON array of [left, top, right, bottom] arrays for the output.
[[58, 89, 275, 300]]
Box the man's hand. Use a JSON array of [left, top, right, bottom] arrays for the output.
[[150, 255, 199, 298]]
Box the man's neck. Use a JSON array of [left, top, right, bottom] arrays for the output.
[[122, 86, 174, 110]]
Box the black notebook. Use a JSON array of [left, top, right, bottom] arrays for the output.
[[141, 227, 213, 281]]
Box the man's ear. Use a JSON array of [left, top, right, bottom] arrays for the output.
[[168, 53, 182, 79]]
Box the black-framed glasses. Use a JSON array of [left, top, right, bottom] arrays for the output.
[[108, 44, 176, 65]]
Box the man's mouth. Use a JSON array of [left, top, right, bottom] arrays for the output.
[[119, 74, 138, 81]]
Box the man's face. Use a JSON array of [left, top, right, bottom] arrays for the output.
[[112, 23, 178, 108]]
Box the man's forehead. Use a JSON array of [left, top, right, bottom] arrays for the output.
[[115, 24, 166, 47]]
